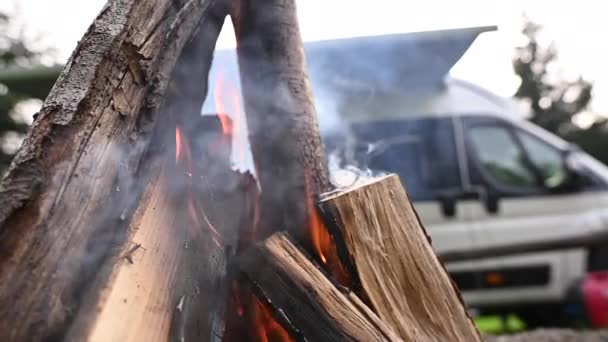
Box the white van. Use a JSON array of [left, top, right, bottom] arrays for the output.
[[207, 26, 608, 326]]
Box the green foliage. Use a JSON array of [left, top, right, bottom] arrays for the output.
[[0, 10, 41, 171], [475, 315, 526, 335], [513, 18, 608, 165]]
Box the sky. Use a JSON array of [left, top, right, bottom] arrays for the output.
[[2, 0, 607, 114]]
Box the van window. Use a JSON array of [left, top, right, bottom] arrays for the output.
[[516, 131, 567, 188], [468, 126, 538, 188], [349, 118, 461, 201]]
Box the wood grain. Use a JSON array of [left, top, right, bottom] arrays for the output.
[[232, 0, 330, 244], [240, 232, 402, 342], [0, 0, 228, 340], [320, 174, 482, 342]]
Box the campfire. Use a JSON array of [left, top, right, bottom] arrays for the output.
[[0, 0, 481, 341]]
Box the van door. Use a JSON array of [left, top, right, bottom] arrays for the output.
[[459, 115, 598, 307], [346, 117, 474, 255]]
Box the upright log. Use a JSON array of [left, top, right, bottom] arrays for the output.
[[0, 1, 229, 340], [232, 0, 330, 243], [320, 174, 482, 342], [240, 232, 401, 342]]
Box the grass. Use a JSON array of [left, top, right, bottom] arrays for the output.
[[475, 315, 527, 335]]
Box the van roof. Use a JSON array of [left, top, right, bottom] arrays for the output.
[[304, 26, 497, 92], [203, 26, 497, 113], [338, 78, 524, 124]]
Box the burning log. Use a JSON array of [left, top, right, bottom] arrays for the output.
[[232, 0, 331, 243], [0, 0, 483, 340], [0, 0, 234, 340], [319, 174, 482, 342], [228, 2, 479, 341], [239, 232, 401, 342], [86, 115, 253, 342]]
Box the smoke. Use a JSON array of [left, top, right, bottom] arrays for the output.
[[327, 152, 386, 190]]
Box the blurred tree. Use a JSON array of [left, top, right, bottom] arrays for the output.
[[513, 18, 608, 165], [0, 10, 43, 171]]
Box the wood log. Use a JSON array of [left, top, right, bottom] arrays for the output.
[[319, 174, 482, 342], [239, 232, 402, 342], [0, 0, 230, 340], [231, 0, 331, 244], [227, 2, 339, 338], [85, 115, 252, 342]]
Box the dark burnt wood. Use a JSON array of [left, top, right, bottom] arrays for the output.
[[239, 232, 400, 342]]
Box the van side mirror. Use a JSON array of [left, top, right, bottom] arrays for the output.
[[551, 145, 586, 192], [439, 197, 456, 218], [484, 193, 499, 215], [437, 187, 500, 217]]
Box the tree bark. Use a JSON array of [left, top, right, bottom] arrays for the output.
[[319, 174, 482, 342], [0, 0, 229, 340], [239, 232, 401, 342], [231, 0, 330, 244], [84, 115, 253, 342]]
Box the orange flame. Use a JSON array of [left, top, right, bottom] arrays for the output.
[[232, 281, 244, 317], [231, 88, 247, 167], [214, 69, 250, 169], [175, 125, 223, 248], [253, 295, 294, 342], [214, 73, 234, 136], [187, 197, 223, 247], [305, 168, 330, 264], [217, 113, 234, 137], [304, 167, 351, 286], [175, 126, 183, 163]]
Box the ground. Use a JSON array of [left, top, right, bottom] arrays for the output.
[[484, 329, 608, 341]]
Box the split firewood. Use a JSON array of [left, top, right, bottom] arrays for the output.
[[87, 114, 254, 342], [319, 174, 482, 342], [239, 232, 402, 342]]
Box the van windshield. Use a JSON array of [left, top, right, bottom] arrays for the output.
[[344, 118, 461, 201]]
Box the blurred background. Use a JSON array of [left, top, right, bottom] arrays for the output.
[[1, 0, 607, 335], [1, 0, 607, 171]]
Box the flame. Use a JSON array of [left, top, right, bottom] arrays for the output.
[[187, 197, 223, 247], [304, 167, 351, 285], [214, 68, 250, 169], [175, 126, 183, 163], [232, 281, 244, 317], [253, 295, 294, 342], [214, 73, 226, 120], [214, 73, 234, 136], [231, 89, 247, 167], [175, 125, 223, 248], [217, 113, 234, 137], [226, 284, 294, 342], [304, 168, 330, 264]]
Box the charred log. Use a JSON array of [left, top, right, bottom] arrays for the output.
[[0, 0, 231, 340], [239, 232, 401, 342], [231, 0, 330, 244]]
